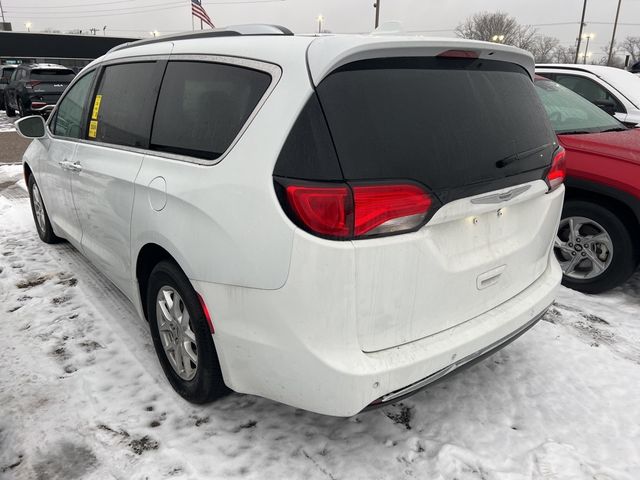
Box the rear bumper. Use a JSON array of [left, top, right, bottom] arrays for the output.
[[194, 251, 561, 417]]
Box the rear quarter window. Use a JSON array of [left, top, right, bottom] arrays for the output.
[[150, 61, 271, 160]]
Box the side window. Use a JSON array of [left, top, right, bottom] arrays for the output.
[[150, 61, 271, 160], [88, 62, 162, 148], [554, 74, 625, 113], [52, 70, 96, 139]]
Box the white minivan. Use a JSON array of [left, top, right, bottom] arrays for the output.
[[16, 25, 564, 416]]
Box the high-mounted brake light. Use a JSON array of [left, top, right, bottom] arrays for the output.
[[546, 147, 566, 192], [281, 181, 433, 240], [437, 49, 480, 59]]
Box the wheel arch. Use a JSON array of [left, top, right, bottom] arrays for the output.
[[564, 184, 640, 249], [135, 242, 192, 320]]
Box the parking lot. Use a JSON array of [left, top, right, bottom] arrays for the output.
[[0, 105, 639, 478]]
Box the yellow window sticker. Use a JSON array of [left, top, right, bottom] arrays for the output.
[[88, 120, 98, 139], [91, 94, 102, 120]]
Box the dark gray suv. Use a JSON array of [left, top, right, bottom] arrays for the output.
[[4, 63, 75, 118]]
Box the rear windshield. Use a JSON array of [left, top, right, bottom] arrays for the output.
[[534, 78, 625, 134], [31, 69, 75, 82], [316, 57, 556, 195], [1, 68, 15, 79]]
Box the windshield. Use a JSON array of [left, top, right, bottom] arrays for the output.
[[534, 78, 625, 134]]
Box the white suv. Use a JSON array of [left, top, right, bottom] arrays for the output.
[[536, 64, 640, 127], [16, 25, 564, 416]]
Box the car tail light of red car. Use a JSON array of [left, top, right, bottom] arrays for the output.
[[279, 180, 434, 240], [546, 147, 566, 192]]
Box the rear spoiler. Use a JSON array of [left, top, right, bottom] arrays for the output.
[[306, 36, 535, 85]]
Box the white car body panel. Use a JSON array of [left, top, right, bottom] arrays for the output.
[[22, 30, 564, 416], [536, 64, 640, 125]]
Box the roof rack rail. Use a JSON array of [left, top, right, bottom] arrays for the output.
[[108, 24, 293, 53]]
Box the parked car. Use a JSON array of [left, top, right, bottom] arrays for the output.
[[535, 76, 640, 293], [536, 64, 640, 127], [15, 26, 564, 417], [4, 63, 75, 118], [0, 65, 17, 110]]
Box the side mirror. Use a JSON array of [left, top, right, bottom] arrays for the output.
[[15, 115, 46, 139], [592, 99, 616, 116]]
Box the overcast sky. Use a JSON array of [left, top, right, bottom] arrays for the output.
[[3, 0, 640, 58]]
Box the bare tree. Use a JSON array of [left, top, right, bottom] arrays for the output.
[[593, 42, 625, 68], [530, 36, 560, 63], [455, 11, 538, 50], [552, 45, 577, 64], [621, 36, 640, 65]]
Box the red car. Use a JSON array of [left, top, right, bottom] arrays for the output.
[[535, 76, 640, 293]]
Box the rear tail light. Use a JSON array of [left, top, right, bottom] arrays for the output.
[[26, 81, 41, 88], [546, 147, 566, 192], [279, 180, 434, 240], [30, 101, 46, 109]]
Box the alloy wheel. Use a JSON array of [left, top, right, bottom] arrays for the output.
[[554, 216, 614, 280], [31, 183, 47, 233], [155, 286, 198, 381]]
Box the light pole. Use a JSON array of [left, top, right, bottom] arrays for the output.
[[583, 33, 594, 64], [25, 21, 32, 32], [150, 30, 159, 37], [103, 25, 107, 36], [0, 0, 6, 23], [574, 0, 588, 63], [491, 34, 505, 43], [607, 0, 622, 66], [374, 0, 381, 29], [317, 14, 323, 34]]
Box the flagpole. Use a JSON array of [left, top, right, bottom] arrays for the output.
[[201, 19, 203, 30], [191, 0, 194, 31]]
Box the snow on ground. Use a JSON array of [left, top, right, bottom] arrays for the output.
[[0, 162, 639, 480], [0, 113, 16, 133]]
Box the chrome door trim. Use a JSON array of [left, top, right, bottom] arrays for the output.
[[47, 53, 283, 167], [471, 185, 531, 204]]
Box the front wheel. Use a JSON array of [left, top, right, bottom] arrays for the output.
[[147, 260, 229, 404], [28, 175, 62, 244], [5, 94, 16, 117], [554, 200, 637, 294]]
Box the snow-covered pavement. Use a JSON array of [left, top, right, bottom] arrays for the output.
[[1, 162, 639, 480], [0, 112, 16, 133]]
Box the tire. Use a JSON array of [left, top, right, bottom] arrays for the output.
[[147, 260, 229, 404], [5, 94, 16, 117], [28, 175, 62, 244], [554, 200, 637, 294], [0, 94, 5, 110]]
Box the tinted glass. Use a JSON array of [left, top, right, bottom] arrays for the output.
[[274, 93, 343, 180], [1, 68, 15, 79], [31, 69, 75, 82], [151, 61, 271, 160], [316, 57, 556, 200], [553, 74, 624, 113], [90, 62, 162, 148], [53, 70, 96, 139], [535, 79, 624, 134]]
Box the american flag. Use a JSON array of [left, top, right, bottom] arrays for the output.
[[192, 0, 215, 28]]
